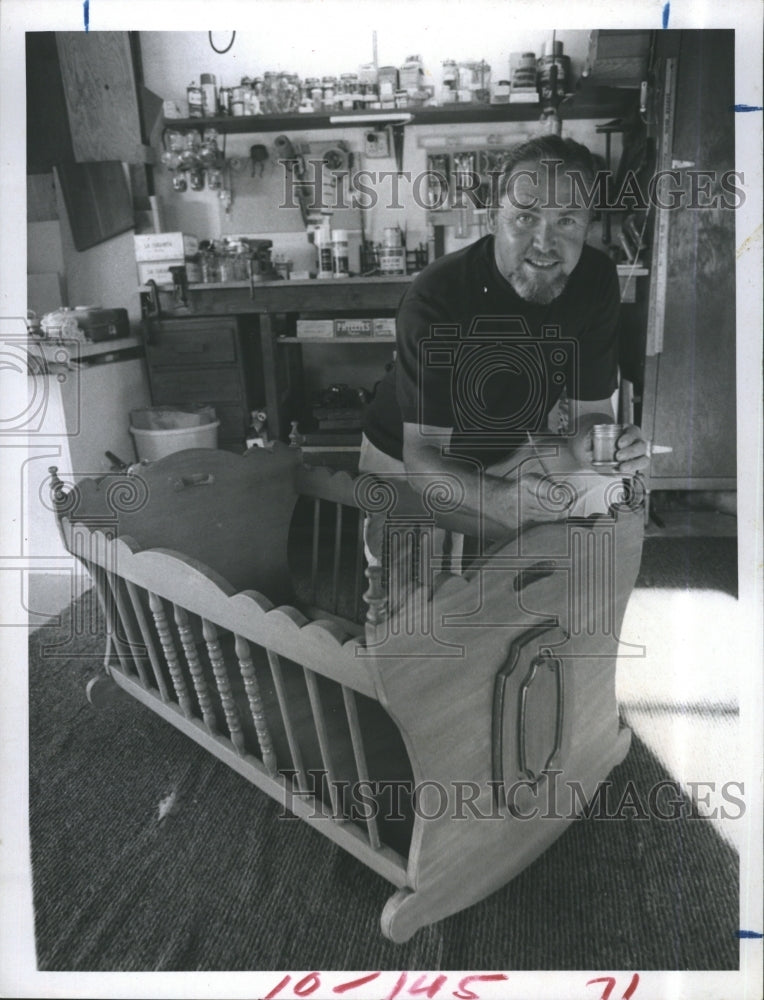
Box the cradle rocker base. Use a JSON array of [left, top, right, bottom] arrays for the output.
[[49, 445, 644, 941]]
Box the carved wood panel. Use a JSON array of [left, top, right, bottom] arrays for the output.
[[56, 31, 144, 163]]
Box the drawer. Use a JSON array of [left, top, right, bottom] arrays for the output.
[[151, 368, 244, 402], [146, 319, 238, 368]]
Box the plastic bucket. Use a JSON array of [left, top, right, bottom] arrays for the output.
[[130, 419, 220, 462]]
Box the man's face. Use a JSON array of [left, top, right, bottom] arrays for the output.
[[491, 160, 591, 304]]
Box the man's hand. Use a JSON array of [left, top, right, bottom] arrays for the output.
[[506, 468, 575, 527], [615, 424, 650, 475], [568, 409, 650, 477]]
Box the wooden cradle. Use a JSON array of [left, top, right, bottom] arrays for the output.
[[49, 444, 644, 943]]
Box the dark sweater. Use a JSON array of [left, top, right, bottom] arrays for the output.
[[363, 234, 620, 465]]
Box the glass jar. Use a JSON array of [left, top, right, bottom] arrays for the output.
[[217, 253, 236, 283], [233, 247, 250, 280], [200, 249, 219, 283]]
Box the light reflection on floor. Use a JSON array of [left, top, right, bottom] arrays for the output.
[[617, 587, 744, 852]]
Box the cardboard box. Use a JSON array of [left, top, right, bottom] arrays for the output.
[[137, 259, 202, 286], [372, 317, 396, 338], [296, 319, 334, 338], [134, 232, 199, 262], [334, 318, 373, 337]]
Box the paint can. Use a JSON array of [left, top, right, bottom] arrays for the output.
[[187, 82, 204, 118], [377, 246, 406, 274]]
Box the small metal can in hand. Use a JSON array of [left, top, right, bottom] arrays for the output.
[[591, 423, 624, 465]]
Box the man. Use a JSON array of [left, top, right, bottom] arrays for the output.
[[361, 135, 649, 562]]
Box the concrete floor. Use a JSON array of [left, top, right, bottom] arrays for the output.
[[645, 509, 738, 538]]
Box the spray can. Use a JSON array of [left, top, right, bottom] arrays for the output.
[[315, 229, 333, 278], [331, 229, 350, 277], [200, 73, 218, 116]]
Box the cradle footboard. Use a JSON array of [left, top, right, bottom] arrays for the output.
[[50, 447, 643, 942], [364, 507, 643, 942]]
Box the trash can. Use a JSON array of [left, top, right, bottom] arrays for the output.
[[129, 405, 220, 462]]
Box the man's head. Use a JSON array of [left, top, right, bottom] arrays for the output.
[[489, 135, 597, 305]]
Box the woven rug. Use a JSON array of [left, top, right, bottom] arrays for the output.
[[27, 537, 740, 971]]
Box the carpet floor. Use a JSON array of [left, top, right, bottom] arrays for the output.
[[26, 537, 740, 971]]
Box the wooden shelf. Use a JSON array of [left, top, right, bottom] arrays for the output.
[[162, 91, 636, 135], [139, 275, 413, 293], [299, 445, 361, 453], [280, 336, 395, 344], [29, 335, 144, 362]]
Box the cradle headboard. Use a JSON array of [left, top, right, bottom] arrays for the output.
[[51, 445, 304, 605]]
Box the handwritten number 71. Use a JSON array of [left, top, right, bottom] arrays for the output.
[[586, 973, 640, 1000]]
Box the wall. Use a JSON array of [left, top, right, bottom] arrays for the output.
[[138, 26, 622, 261], [53, 167, 144, 321]]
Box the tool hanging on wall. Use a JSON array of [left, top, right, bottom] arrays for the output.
[[249, 144, 269, 177], [274, 133, 310, 225], [390, 123, 406, 176], [320, 144, 350, 175]]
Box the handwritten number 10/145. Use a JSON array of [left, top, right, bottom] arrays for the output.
[[262, 972, 509, 999], [262, 971, 639, 999]]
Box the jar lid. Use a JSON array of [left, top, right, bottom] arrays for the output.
[[200, 73, 217, 85]]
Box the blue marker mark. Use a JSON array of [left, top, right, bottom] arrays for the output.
[[736, 930, 763, 938], [731, 104, 763, 112], [83, 0, 89, 31], [662, 2, 670, 29]]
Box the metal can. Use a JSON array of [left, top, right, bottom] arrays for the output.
[[591, 423, 623, 465], [187, 82, 204, 118], [378, 246, 406, 274]]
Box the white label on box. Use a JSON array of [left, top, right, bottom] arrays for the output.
[[334, 318, 373, 337], [296, 320, 334, 338], [372, 318, 396, 337], [134, 233, 199, 262], [137, 260, 201, 286]]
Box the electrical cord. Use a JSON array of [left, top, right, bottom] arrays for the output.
[[209, 31, 236, 54]]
